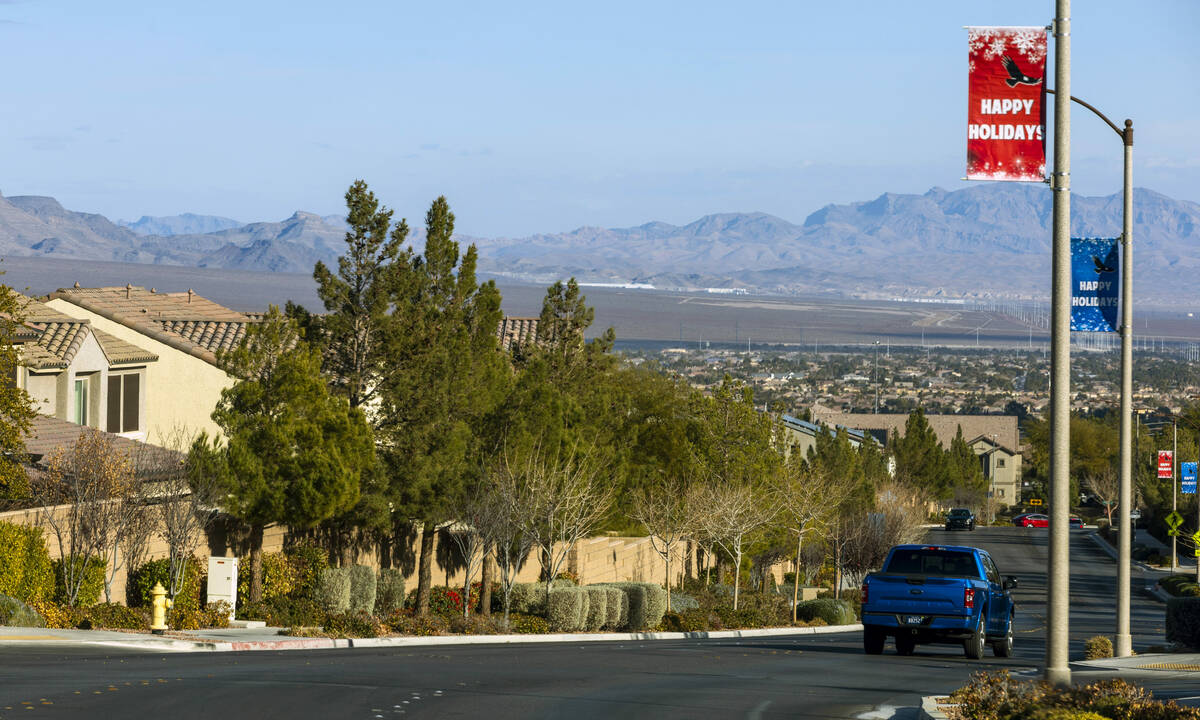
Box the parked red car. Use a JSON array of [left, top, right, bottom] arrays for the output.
[[1020, 514, 1049, 528]]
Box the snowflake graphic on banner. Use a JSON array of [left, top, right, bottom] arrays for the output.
[[968, 27, 1046, 64]]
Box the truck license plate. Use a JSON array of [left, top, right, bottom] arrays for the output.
[[904, 616, 924, 625]]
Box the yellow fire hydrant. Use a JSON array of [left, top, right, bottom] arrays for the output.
[[150, 582, 172, 635]]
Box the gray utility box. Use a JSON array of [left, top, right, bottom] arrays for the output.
[[206, 556, 239, 620]]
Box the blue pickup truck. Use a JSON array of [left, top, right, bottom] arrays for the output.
[[860, 544, 1017, 658]]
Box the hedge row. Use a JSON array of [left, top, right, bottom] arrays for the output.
[[1167, 597, 1200, 649]]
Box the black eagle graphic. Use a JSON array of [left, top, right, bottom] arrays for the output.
[[1002, 55, 1042, 87], [1092, 255, 1117, 274]]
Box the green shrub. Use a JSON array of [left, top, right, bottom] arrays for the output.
[[128, 557, 202, 616], [80, 603, 146, 630], [384, 610, 448, 636], [199, 601, 232, 629], [641, 584, 667, 629], [284, 544, 328, 602], [948, 670, 1200, 720], [347, 565, 376, 614], [661, 609, 710, 632], [0, 523, 54, 603], [507, 613, 549, 634], [236, 552, 296, 605], [317, 567, 352, 613], [52, 556, 106, 606], [596, 583, 668, 631], [1084, 635, 1114, 660], [796, 598, 856, 626], [1161, 575, 1200, 598], [604, 587, 626, 629], [509, 583, 547, 615], [669, 592, 699, 612], [583, 587, 608, 631], [448, 614, 499, 635], [324, 610, 384, 638], [1166, 597, 1200, 649], [0, 594, 46, 627], [547, 587, 587, 632], [375, 569, 406, 613]]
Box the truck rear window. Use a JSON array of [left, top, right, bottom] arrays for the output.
[[884, 549, 981, 578]]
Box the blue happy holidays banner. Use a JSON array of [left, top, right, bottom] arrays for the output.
[[1183, 462, 1197, 495], [1070, 237, 1120, 333]]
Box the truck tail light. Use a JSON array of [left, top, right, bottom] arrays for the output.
[[964, 587, 976, 610], [861, 582, 868, 604]]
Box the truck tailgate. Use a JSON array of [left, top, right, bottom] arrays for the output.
[[868, 575, 967, 616]]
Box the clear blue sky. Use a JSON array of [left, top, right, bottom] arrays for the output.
[[2, 1, 1197, 236]]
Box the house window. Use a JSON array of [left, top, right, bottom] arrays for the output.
[[107, 374, 140, 433], [73, 378, 88, 425], [997, 458, 1006, 468], [998, 489, 1005, 497]]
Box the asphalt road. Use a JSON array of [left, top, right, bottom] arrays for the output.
[[0, 528, 1188, 720]]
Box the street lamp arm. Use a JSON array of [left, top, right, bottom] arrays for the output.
[[1045, 88, 1129, 144]]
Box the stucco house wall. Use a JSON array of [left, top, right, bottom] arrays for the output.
[[45, 298, 232, 444]]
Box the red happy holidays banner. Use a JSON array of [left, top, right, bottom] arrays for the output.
[[967, 26, 1047, 182]]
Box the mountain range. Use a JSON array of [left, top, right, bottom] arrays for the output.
[[2, 184, 1197, 303]]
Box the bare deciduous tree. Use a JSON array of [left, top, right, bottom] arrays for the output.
[[140, 428, 220, 605], [515, 444, 612, 602], [840, 480, 929, 590], [1086, 466, 1120, 525], [773, 461, 853, 621], [444, 514, 488, 621], [29, 429, 133, 606], [631, 475, 689, 611], [690, 481, 774, 610], [476, 453, 537, 625], [99, 477, 154, 604]]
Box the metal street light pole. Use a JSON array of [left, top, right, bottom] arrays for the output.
[[1044, 90, 1135, 658], [1046, 0, 1072, 687], [1116, 116, 1134, 657]]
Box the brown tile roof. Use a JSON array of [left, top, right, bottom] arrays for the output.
[[8, 294, 158, 369], [498, 316, 538, 352], [92, 329, 159, 365], [810, 410, 1020, 453], [23, 414, 183, 471], [48, 285, 253, 366]]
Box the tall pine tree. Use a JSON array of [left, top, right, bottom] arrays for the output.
[[376, 197, 507, 615], [193, 306, 374, 600]]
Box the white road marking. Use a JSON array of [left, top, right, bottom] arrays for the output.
[[746, 699, 772, 719]]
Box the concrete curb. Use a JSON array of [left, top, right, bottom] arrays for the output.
[[0, 623, 864, 654], [1086, 531, 1161, 574], [918, 695, 954, 720]]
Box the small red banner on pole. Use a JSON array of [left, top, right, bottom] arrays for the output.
[[966, 26, 1047, 182], [1158, 450, 1174, 479]]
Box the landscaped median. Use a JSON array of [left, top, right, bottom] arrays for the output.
[[920, 670, 1200, 720]]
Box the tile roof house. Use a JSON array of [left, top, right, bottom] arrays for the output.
[[810, 408, 1024, 507], [809, 409, 1020, 453], [8, 294, 158, 440], [45, 285, 257, 445], [780, 414, 874, 460], [22, 413, 181, 472], [497, 316, 538, 353]]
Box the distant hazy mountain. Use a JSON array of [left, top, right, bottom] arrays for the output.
[[2, 184, 1198, 301], [468, 184, 1200, 302], [119, 213, 244, 236]]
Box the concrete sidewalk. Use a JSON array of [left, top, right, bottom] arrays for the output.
[[1073, 652, 1200, 673], [0, 622, 863, 653]]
